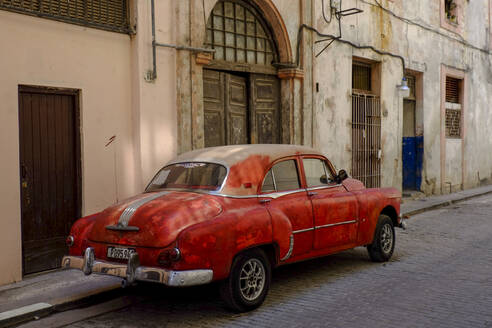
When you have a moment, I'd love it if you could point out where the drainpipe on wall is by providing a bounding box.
[147,0,215,82]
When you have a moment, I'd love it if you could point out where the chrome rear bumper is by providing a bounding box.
[61,247,213,287]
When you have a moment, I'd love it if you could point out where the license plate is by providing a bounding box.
[107,246,136,260]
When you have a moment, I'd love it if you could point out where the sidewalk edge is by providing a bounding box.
[402,189,492,217]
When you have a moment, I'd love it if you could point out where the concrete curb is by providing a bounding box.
[0,284,122,328]
[401,189,492,217]
[0,303,52,328]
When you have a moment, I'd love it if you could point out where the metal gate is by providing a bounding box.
[351,93,381,188]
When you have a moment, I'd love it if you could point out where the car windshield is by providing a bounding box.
[145,162,227,192]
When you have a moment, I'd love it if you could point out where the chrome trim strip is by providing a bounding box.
[261,189,305,199]
[292,220,358,235]
[293,227,315,234]
[306,184,342,191]
[118,191,168,227]
[271,169,278,192]
[315,220,358,230]
[280,235,294,261]
[106,225,140,232]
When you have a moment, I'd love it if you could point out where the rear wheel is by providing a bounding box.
[367,214,395,262]
[220,249,271,312]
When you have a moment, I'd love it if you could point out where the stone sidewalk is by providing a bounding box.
[401,184,492,216]
[2,184,492,327]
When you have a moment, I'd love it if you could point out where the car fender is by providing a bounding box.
[267,206,293,262]
[176,199,273,280]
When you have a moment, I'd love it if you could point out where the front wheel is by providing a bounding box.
[367,214,395,262]
[220,249,271,312]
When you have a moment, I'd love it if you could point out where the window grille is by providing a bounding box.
[445,76,462,138]
[205,1,277,66]
[0,0,129,34]
[352,63,372,92]
[445,108,461,138]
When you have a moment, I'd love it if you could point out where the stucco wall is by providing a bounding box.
[0,11,136,285]
[312,0,492,192]
[0,1,178,286]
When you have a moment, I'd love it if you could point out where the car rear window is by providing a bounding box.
[146,162,227,192]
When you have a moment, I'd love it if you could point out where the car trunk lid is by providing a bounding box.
[88,191,222,248]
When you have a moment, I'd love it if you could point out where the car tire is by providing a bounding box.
[220,249,271,312]
[367,214,395,262]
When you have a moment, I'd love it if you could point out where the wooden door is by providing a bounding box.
[204,70,248,146]
[203,69,280,147]
[249,74,279,144]
[18,86,81,275]
[225,74,248,145]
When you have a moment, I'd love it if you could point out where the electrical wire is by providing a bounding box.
[361,0,490,55]
[297,24,406,74]
[321,0,333,23]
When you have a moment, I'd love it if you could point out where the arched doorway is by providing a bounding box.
[203,0,281,146]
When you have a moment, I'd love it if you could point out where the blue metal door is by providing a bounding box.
[402,97,422,191]
[403,136,423,190]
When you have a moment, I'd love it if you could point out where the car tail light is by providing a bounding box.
[66,235,74,247]
[158,248,181,266]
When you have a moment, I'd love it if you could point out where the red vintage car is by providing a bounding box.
[62,144,403,312]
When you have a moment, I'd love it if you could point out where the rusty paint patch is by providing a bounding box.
[224,154,271,195]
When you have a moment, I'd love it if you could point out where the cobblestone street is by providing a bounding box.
[66,195,492,328]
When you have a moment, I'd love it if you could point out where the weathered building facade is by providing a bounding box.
[0,0,491,285]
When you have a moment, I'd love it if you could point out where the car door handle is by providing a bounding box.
[308,192,317,197]
[259,199,271,204]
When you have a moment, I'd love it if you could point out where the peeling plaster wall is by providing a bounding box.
[312,0,492,193]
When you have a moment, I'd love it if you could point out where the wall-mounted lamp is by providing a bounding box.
[397,77,410,97]
[397,77,409,91]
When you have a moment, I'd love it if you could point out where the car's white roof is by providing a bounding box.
[168,144,322,168]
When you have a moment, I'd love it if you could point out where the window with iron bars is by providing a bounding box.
[0,0,130,34]
[445,76,462,138]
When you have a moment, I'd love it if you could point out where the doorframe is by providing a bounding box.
[18,85,82,275]
[402,70,424,192]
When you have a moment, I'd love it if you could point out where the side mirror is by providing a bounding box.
[320,174,328,184]
[337,169,348,183]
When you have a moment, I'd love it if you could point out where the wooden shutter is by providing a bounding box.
[0,0,129,33]
[203,69,226,147]
[446,77,460,103]
[352,63,372,92]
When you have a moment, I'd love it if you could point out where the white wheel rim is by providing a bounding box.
[239,258,266,301]
[380,224,393,254]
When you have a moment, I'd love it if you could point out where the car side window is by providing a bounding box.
[303,158,335,187]
[261,170,275,193]
[261,160,300,192]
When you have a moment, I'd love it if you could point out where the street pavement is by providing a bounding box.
[54,193,492,328]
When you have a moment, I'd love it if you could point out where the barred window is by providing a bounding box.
[205,0,277,66]
[445,76,462,138]
[0,0,129,34]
